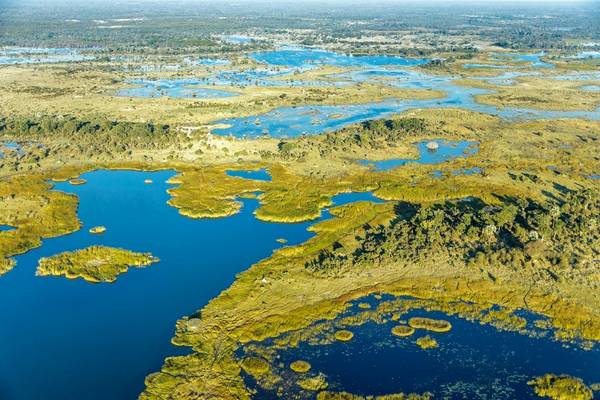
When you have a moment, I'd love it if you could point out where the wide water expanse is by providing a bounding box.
[0,169,384,400]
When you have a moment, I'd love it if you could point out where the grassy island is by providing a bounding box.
[391,325,416,337]
[415,336,438,350]
[528,374,593,400]
[334,330,355,342]
[240,357,270,376]
[408,317,452,333]
[317,391,432,400]
[89,226,107,234]
[69,178,87,186]
[36,245,159,283]
[290,360,312,373]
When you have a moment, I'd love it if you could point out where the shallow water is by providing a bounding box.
[0,225,15,232]
[251,47,430,69]
[116,68,343,97]
[221,35,253,44]
[568,51,600,59]
[581,85,600,91]
[212,66,600,138]
[114,47,598,125]
[196,58,231,66]
[0,170,383,400]
[116,79,239,98]
[463,63,515,69]
[246,299,599,399]
[0,47,94,64]
[491,52,554,68]
[225,168,272,181]
[359,140,478,172]
[474,71,540,86]
[0,141,23,158]
[212,88,600,138]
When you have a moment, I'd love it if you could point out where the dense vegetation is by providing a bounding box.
[277,117,427,160]
[307,189,599,278]
[2,0,599,51]
[0,115,173,144]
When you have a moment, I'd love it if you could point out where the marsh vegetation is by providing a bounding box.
[1,1,599,399]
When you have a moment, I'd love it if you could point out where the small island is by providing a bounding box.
[68,178,87,185]
[416,335,439,350]
[528,374,593,400]
[36,245,159,283]
[89,226,107,234]
[409,317,452,333]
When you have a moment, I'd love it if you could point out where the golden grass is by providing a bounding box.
[36,245,158,283]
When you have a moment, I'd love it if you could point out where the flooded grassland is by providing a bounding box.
[0,46,599,400]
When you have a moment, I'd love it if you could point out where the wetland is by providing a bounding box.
[0,1,599,399]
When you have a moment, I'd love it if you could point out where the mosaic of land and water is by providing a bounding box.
[0,1,599,399]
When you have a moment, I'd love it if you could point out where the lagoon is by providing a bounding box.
[0,47,94,64]
[0,169,383,400]
[225,168,273,181]
[359,140,479,172]
[116,79,239,99]
[251,47,430,69]
[244,297,599,399]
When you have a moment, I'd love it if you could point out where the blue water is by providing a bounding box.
[196,58,231,66]
[225,168,272,181]
[0,47,94,64]
[0,141,23,158]
[117,79,239,99]
[474,71,540,86]
[251,47,430,69]
[359,140,478,172]
[0,225,15,232]
[247,302,600,399]
[116,68,343,97]
[0,169,385,400]
[211,70,600,138]
[568,51,600,59]
[553,71,600,81]
[463,63,515,69]
[581,85,600,91]
[433,167,483,178]
[111,47,598,129]
[491,52,554,68]
[221,35,253,44]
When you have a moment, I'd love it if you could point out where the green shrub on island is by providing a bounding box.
[290,360,311,373]
[317,390,432,400]
[36,245,158,283]
[89,226,106,234]
[408,317,452,333]
[240,357,270,376]
[415,335,438,350]
[391,325,416,337]
[297,373,328,391]
[334,330,354,342]
[68,178,87,185]
[528,374,593,400]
